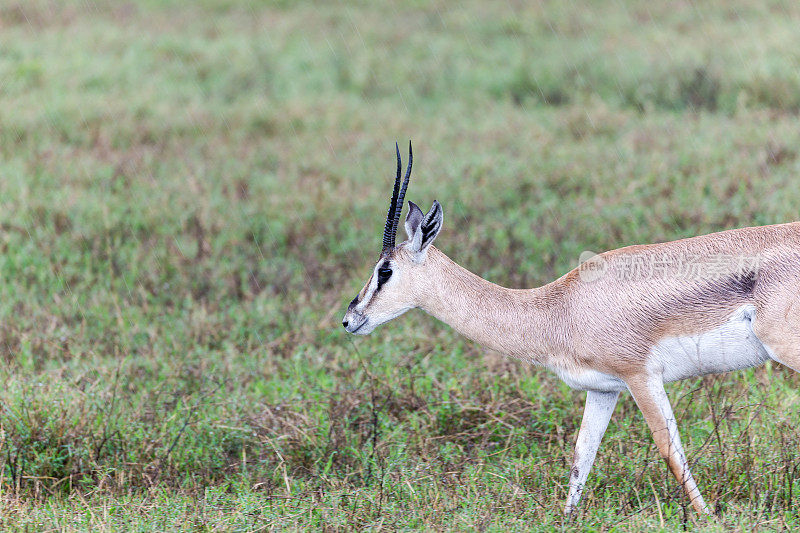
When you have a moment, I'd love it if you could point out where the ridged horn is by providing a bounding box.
[381,141,412,252]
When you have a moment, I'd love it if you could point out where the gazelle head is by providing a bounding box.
[342,141,443,335]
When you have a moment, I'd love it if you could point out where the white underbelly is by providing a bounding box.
[553,304,770,392]
[554,367,627,392]
[649,304,770,382]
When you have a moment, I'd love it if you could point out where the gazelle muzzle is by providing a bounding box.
[342,297,369,333]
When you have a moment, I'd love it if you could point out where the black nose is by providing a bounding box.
[342,319,349,328]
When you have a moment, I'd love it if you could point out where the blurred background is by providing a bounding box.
[1,0,800,529]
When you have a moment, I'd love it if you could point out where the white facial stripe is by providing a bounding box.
[355,262,384,312]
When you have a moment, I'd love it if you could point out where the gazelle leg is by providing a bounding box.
[564,390,619,516]
[755,319,800,373]
[627,376,711,515]
[768,348,800,372]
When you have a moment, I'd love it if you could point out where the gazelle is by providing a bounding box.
[342,142,800,516]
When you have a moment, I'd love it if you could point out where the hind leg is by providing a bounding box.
[754,296,800,372]
[764,343,800,372]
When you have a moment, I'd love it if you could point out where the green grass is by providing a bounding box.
[1,0,800,530]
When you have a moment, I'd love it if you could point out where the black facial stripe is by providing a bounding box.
[376,263,392,291]
[348,295,359,310]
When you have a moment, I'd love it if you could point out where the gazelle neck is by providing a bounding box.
[414,246,566,363]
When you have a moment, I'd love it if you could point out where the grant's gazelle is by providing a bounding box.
[342,142,800,515]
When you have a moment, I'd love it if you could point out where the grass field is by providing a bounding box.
[1,0,800,530]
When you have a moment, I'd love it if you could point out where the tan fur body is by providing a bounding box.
[345,178,800,516]
[399,222,800,383]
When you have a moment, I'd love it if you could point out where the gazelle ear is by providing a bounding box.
[404,201,424,241]
[405,200,443,259]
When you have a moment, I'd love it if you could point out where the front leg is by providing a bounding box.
[564,390,619,516]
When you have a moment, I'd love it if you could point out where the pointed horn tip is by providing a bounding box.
[383,139,413,252]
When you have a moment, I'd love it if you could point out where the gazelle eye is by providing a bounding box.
[377,267,392,286]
